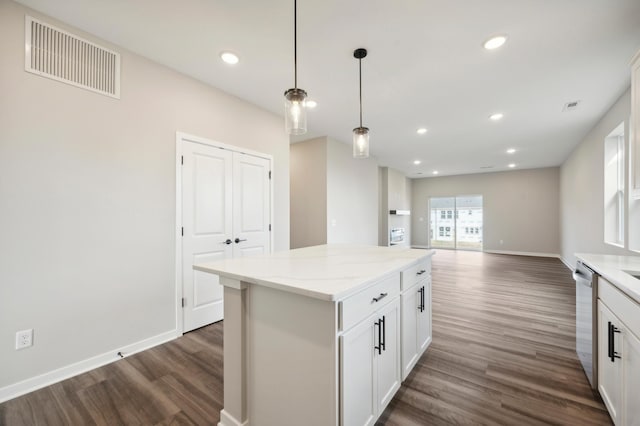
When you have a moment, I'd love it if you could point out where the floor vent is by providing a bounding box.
[25,16,120,99]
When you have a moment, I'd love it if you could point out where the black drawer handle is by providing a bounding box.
[416,269,426,275]
[372,293,388,303]
[381,315,386,352]
[374,319,382,355]
[608,321,621,362]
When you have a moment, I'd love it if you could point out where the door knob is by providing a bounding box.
[220,239,232,245]
[235,238,247,244]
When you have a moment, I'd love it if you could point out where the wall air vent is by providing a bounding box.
[25,16,120,99]
[563,100,580,112]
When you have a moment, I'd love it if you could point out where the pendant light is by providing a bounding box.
[353,48,369,158]
[284,0,307,135]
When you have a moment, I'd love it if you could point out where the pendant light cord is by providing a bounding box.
[358,57,363,127]
[294,0,298,89]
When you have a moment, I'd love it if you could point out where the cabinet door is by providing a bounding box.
[376,298,401,413]
[417,279,432,354]
[341,313,377,426]
[598,301,622,425]
[401,286,419,380]
[622,328,640,426]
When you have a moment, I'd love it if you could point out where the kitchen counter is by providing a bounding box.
[194,244,434,426]
[194,244,433,301]
[576,253,640,304]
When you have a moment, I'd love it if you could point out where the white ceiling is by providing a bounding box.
[16,0,640,177]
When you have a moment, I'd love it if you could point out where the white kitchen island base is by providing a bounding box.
[194,245,434,426]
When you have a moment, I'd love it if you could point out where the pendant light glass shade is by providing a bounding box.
[284,88,307,135]
[353,48,369,158]
[353,126,370,158]
[284,0,308,135]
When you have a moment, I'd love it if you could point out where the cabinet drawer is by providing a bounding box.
[401,260,430,291]
[340,273,400,331]
[599,277,640,338]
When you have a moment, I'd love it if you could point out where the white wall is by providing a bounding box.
[0,0,289,395]
[411,168,561,255]
[326,138,378,245]
[290,138,327,249]
[290,137,378,247]
[560,88,638,266]
[379,167,412,247]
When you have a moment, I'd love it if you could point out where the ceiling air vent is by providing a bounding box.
[563,100,580,112]
[25,16,120,99]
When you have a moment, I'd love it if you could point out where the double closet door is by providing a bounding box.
[181,139,271,332]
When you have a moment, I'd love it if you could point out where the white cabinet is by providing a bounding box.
[598,301,622,424]
[400,261,432,380]
[598,278,640,426]
[340,289,401,425]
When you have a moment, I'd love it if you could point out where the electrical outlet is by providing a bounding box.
[15,329,33,350]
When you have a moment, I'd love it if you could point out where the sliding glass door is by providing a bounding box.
[429,195,483,251]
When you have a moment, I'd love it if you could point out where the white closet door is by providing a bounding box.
[232,152,271,257]
[182,141,232,332]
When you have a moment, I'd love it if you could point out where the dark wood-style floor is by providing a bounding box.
[0,250,611,425]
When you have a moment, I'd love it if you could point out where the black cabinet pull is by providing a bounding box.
[234,238,247,244]
[608,321,622,362]
[374,319,382,355]
[381,315,386,352]
[372,293,388,303]
[416,269,426,275]
[220,239,232,245]
[419,286,425,312]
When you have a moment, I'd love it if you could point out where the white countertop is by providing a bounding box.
[194,244,434,301]
[576,253,640,304]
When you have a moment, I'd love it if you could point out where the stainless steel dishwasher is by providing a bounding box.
[574,261,598,389]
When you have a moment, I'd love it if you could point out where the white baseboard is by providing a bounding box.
[219,409,249,426]
[0,329,180,403]
[484,250,561,259]
[560,257,574,270]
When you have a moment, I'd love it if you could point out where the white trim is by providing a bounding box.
[484,250,562,258]
[175,131,273,335]
[560,257,574,270]
[219,409,249,426]
[0,329,178,403]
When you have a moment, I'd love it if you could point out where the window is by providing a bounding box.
[429,195,483,251]
[604,123,625,246]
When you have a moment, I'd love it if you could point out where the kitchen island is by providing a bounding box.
[194,244,434,426]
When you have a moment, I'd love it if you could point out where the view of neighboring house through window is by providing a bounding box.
[429,195,483,250]
[604,122,625,246]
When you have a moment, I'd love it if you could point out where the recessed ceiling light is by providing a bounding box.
[305,100,317,109]
[506,148,516,154]
[489,113,504,121]
[413,160,421,165]
[220,51,239,65]
[483,35,507,50]
[508,163,516,168]
[416,128,428,135]
[432,170,439,175]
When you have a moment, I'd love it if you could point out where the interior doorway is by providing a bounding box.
[429,195,483,251]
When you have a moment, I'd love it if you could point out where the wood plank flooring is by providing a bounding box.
[0,250,611,425]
